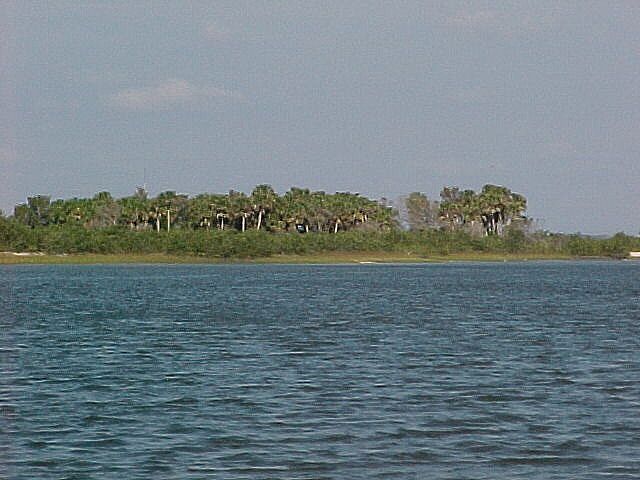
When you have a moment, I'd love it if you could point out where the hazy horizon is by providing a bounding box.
[2,2,638,235]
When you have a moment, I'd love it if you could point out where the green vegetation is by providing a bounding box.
[1,185,638,263]
[406,184,528,235]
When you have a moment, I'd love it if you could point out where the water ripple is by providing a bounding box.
[1,261,639,479]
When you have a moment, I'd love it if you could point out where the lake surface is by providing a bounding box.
[1,261,639,479]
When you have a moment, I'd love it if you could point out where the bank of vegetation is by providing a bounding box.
[1,184,638,261]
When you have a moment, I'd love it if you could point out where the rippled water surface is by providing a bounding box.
[1,261,639,479]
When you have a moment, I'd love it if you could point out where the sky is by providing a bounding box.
[1,1,639,234]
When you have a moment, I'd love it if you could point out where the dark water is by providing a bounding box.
[1,261,639,479]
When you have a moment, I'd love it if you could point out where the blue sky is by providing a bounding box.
[2,1,639,234]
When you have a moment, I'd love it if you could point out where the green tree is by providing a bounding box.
[478,185,527,236]
[14,195,51,227]
[439,187,465,230]
[87,191,121,228]
[251,184,277,230]
[118,189,151,230]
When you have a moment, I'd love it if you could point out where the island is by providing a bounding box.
[1,184,638,264]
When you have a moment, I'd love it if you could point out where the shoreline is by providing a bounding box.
[0,251,588,265]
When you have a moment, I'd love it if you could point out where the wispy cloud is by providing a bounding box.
[107,79,243,110]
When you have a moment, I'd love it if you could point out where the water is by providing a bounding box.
[1,261,639,479]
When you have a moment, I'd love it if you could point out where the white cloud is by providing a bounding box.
[107,79,243,110]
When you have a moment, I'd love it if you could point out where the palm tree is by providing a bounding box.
[118,195,149,230]
[185,194,216,229]
[278,187,314,232]
[439,186,465,230]
[152,191,189,230]
[478,185,527,235]
[505,192,527,226]
[224,190,248,231]
[14,195,52,227]
[251,184,277,230]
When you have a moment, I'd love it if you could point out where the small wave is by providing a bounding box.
[495,455,596,466]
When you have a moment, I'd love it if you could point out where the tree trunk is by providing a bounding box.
[241,215,246,232]
[257,211,263,230]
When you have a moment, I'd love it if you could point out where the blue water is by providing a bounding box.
[1,261,639,479]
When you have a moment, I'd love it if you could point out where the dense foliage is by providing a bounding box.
[10,186,395,234]
[1,185,638,258]
[404,185,528,235]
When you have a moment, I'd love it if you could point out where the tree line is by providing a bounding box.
[9,184,527,235]
[11,185,396,234]
[1,184,638,258]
